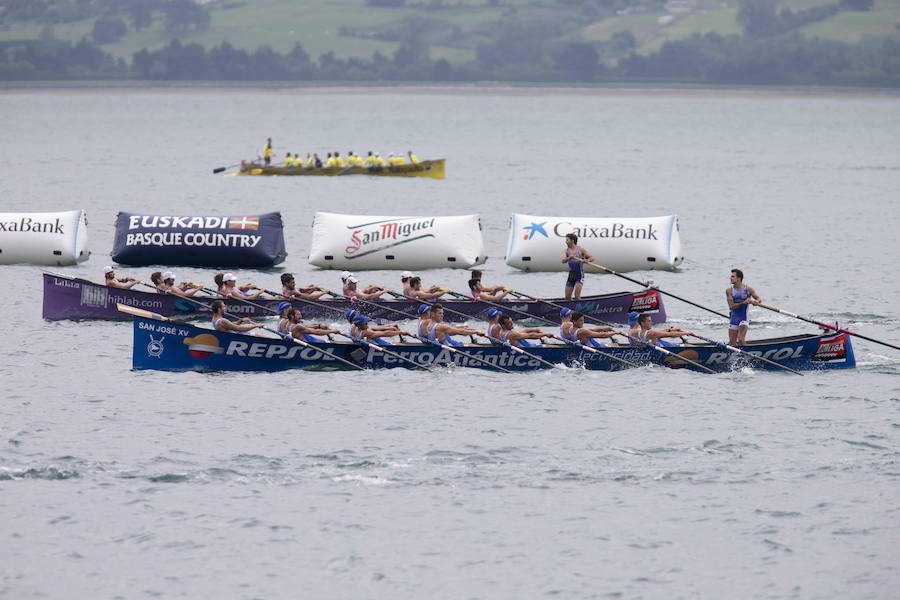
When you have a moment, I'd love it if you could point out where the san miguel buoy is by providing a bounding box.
[308,212,486,270]
[0,209,90,265]
[505,213,683,273]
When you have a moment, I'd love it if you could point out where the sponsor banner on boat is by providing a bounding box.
[112,211,287,267]
[308,212,486,270]
[505,213,683,273]
[0,210,90,265]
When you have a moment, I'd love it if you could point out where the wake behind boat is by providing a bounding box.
[131,314,856,373]
[41,272,665,324]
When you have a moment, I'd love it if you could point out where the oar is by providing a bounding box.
[686,333,803,375]
[581,260,729,320]
[449,290,639,369]
[414,336,512,373]
[511,290,715,373]
[544,334,640,369]
[475,334,563,370]
[337,291,420,321]
[263,288,348,319]
[757,303,900,352]
[116,303,170,322]
[387,290,474,322]
[213,162,242,174]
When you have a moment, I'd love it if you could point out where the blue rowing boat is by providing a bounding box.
[131,315,856,373]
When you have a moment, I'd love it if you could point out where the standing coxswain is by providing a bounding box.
[726,268,761,345]
[562,233,593,301]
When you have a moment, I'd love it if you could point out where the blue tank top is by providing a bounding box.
[560,323,579,342]
[731,284,750,321]
[566,247,585,273]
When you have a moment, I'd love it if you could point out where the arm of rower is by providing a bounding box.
[510,330,545,342]
[748,285,761,303]
[726,288,740,310]
[580,246,594,262]
[561,250,569,263]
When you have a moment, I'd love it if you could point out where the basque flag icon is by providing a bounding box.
[228,216,260,230]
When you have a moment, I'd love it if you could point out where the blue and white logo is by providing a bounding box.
[147,335,165,357]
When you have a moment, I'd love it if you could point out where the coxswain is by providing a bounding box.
[635,313,693,346]
[423,304,481,347]
[211,299,262,333]
[407,276,446,300]
[345,276,388,301]
[496,315,545,348]
[485,308,503,342]
[562,232,593,301]
[284,152,294,167]
[325,152,335,168]
[263,137,273,166]
[567,311,621,347]
[219,272,265,300]
[158,271,201,297]
[408,150,419,164]
[103,266,138,289]
[334,151,344,168]
[281,273,328,301]
[469,278,510,301]
[726,268,760,345]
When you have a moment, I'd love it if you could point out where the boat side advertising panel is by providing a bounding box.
[0,210,90,266]
[112,212,287,267]
[308,212,486,270]
[505,213,683,273]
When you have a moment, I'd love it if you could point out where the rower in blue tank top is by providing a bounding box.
[635,313,694,346]
[209,299,262,334]
[726,268,760,346]
[424,304,481,347]
[284,308,340,342]
[568,312,620,347]
[497,315,545,347]
[561,233,594,301]
[352,314,410,345]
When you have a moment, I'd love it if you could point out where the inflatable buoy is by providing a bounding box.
[111,211,287,267]
[0,210,90,265]
[506,213,683,272]
[308,212,486,270]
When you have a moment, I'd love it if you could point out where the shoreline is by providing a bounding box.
[1,80,899,98]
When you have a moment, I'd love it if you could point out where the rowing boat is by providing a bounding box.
[42,272,665,324]
[131,315,856,373]
[235,159,445,180]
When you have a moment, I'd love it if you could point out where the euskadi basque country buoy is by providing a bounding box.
[308,212,487,270]
[506,213,683,273]
[0,209,90,265]
[111,211,287,267]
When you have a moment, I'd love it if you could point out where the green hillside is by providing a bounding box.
[2,0,899,66]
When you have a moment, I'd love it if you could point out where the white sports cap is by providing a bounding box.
[401,270,414,278]
[348,276,359,283]
[223,273,236,282]
[340,270,351,281]
[162,271,175,280]
[103,266,114,274]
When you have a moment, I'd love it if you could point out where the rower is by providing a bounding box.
[559,307,575,341]
[416,304,432,338]
[569,311,621,347]
[364,151,376,167]
[346,308,401,337]
[345,276,387,300]
[218,272,265,300]
[497,315,545,348]
[485,308,503,342]
[626,311,641,339]
[334,151,344,168]
[159,271,201,297]
[393,152,406,165]
[408,150,419,164]
[103,266,138,289]
[401,271,415,296]
[211,299,262,333]
[635,313,693,346]
[284,152,294,167]
[150,271,164,292]
[325,152,335,168]
[285,308,340,342]
[424,303,481,347]
[304,153,313,168]
[407,276,445,300]
[352,315,410,345]
[469,278,510,301]
[373,153,385,167]
[281,273,328,301]
[293,153,301,167]
[469,269,505,294]
[726,268,760,346]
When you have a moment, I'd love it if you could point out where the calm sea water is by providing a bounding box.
[1,86,899,599]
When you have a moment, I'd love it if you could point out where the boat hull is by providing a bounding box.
[42,272,665,324]
[236,159,445,179]
[132,316,855,374]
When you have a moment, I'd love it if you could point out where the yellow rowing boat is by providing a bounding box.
[235,159,446,180]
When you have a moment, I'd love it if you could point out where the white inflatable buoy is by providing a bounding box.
[0,210,90,266]
[308,212,487,270]
[505,213,683,272]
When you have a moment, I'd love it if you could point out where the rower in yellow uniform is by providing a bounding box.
[373,153,385,167]
[325,152,335,168]
[407,150,419,164]
[393,152,406,166]
[263,137,273,166]
[334,152,344,168]
[284,152,294,167]
[364,151,376,167]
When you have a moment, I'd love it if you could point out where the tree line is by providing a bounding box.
[1,0,898,86]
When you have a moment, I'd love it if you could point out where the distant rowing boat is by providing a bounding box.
[131,315,856,373]
[42,272,665,324]
[234,159,446,179]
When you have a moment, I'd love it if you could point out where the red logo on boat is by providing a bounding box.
[812,333,847,362]
[228,216,259,230]
[630,289,659,312]
[183,333,224,358]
